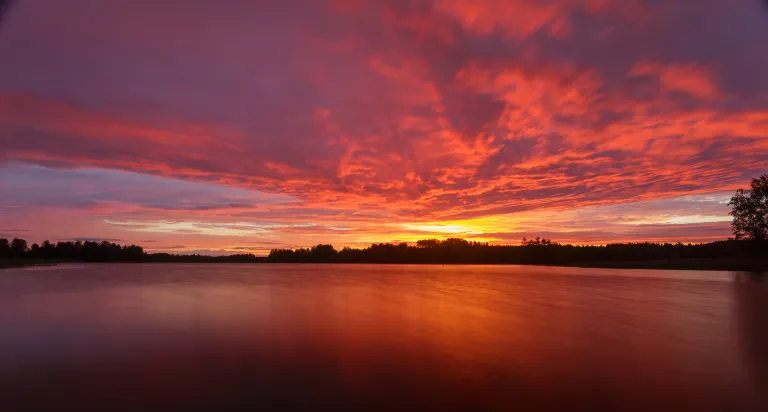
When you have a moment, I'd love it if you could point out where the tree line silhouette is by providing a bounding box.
[144,253,264,263]
[0,238,145,262]
[0,238,264,264]
[2,236,765,270]
[266,237,766,267]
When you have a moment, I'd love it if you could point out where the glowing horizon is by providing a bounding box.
[1,0,767,255]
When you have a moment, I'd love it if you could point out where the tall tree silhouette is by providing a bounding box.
[729,175,768,242]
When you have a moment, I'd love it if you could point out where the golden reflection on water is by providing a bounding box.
[0,264,766,411]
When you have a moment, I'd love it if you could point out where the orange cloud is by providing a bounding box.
[1,0,767,249]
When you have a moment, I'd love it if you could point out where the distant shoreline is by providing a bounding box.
[3,237,766,272]
[3,257,767,272]
[1,259,65,269]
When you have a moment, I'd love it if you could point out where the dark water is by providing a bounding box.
[1,264,767,411]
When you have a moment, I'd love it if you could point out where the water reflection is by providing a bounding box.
[1,264,767,411]
[733,272,768,396]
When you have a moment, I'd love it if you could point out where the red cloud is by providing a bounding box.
[1,0,767,247]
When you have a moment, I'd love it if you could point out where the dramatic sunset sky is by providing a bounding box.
[1,0,767,255]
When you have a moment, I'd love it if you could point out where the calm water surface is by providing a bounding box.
[1,264,767,411]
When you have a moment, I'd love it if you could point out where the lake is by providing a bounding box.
[1,264,767,411]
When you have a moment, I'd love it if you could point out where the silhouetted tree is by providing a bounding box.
[41,240,55,258]
[729,175,768,242]
[10,238,27,257]
[0,238,10,258]
[417,239,441,248]
[522,237,557,246]
[311,244,338,262]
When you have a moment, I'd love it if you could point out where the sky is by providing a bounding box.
[0,0,767,255]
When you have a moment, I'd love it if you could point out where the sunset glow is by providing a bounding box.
[1,0,767,254]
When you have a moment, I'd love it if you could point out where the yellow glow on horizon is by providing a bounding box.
[399,223,482,235]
